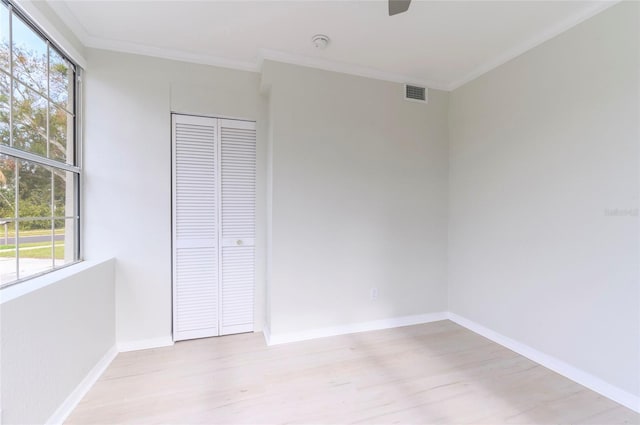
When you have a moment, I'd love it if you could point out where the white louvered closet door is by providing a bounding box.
[172,115,220,341]
[172,114,255,341]
[219,119,256,335]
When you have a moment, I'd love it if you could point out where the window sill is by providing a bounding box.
[0,258,115,304]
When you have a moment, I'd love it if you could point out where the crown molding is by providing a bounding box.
[43,0,449,88]
[258,48,450,91]
[85,36,260,73]
[46,0,260,72]
[45,0,618,91]
[448,0,620,91]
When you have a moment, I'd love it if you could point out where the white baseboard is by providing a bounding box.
[43,315,638,425]
[45,337,173,424]
[262,323,271,345]
[266,312,448,346]
[45,345,118,425]
[448,312,640,413]
[117,336,174,352]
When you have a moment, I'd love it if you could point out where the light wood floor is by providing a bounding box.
[67,321,639,424]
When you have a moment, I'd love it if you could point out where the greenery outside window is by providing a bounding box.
[0,0,80,287]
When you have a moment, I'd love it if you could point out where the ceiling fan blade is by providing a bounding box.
[389,0,411,16]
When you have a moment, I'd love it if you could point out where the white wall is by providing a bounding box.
[83,49,267,345]
[84,52,448,345]
[0,260,115,424]
[449,1,639,398]
[262,61,449,335]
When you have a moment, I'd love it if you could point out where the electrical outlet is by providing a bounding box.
[370,287,378,300]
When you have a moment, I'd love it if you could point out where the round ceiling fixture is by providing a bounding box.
[311,34,330,49]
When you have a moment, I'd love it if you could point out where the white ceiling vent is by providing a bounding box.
[404,84,427,103]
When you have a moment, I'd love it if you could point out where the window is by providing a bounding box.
[0,0,80,287]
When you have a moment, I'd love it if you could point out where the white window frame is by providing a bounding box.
[0,0,82,288]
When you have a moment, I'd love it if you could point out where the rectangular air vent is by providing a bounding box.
[404,84,427,103]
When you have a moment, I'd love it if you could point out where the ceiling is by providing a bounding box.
[47,0,615,90]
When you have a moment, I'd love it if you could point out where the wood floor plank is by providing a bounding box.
[66,321,639,424]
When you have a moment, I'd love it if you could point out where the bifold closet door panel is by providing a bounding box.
[219,119,256,336]
[172,114,220,341]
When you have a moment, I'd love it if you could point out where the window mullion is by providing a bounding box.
[11,216,77,221]
[50,169,55,270]
[47,41,54,269]
[0,145,80,173]
[46,40,50,159]
[14,159,19,280]
[8,3,12,148]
